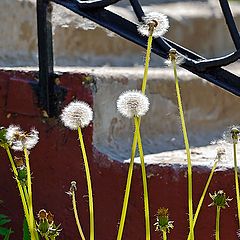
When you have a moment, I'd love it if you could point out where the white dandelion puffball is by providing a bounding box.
[137,12,169,38]
[61,101,93,130]
[6,125,39,151]
[117,90,150,118]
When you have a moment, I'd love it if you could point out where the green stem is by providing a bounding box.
[24,148,36,240]
[215,206,221,240]
[72,190,86,240]
[172,59,194,240]
[5,146,30,226]
[117,129,138,240]
[45,236,50,240]
[117,31,153,240]
[141,34,153,94]
[163,230,167,240]
[134,117,150,240]
[77,127,94,240]
[187,159,219,240]
[233,142,240,228]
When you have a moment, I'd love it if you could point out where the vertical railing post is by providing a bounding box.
[37,0,54,117]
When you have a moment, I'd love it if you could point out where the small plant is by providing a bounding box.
[36,209,61,240]
[209,190,232,240]
[154,208,174,240]
[61,100,94,240]
[0,213,13,239]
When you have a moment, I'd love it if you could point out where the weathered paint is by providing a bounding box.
[0,69,238,239]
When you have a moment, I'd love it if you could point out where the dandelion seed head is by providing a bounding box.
[222,125,240,144]
[117,90,150,118]
[6,125,39,151]
[137,12,169,38]
[61,101,93,130]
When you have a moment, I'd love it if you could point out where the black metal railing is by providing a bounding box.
[37,0,240,116]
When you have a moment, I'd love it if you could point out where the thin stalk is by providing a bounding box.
[141,34,153,94]
[172,59,194,240]
[23,185,30,209]
[72,190,86,240]
[163,230,167,240]
[117,130,138,240]
[233,142,240,228]
[77,127,94,240]
[24,148,36,240]
[5,146,30,226]
[187,159,219,240]
[117,29,153,240]
[215,206,221,240]
[134,117,150,240]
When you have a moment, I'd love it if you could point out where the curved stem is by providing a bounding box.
[134,117,150,240]
[233,142,240,228]
[215,206,221,240]
[5,147,30,226]
[187,160,219,240]
[142,34,153,94]
[163,230,167,240]
[24,148,36,240]
[72,190,86,240]
[77,127,94,240]
[172,59,194,240]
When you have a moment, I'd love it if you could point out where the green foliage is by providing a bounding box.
[0,214,13,239]
[23,218,31,240]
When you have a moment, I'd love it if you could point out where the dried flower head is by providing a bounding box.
[137,12,169,38]
[6,125,39,151]
[154,207,174,233]
[117,90,150,119]
[165,48,185,66]
[38,209,48,220]
[61,101,93,130]
[209,190,232,209]
[222,125,240,144]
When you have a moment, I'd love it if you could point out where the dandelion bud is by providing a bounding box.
[117,90,150,119]
[60,101,93,130]
[137,12,169,38]
[209,190,232,209]
[154,207,174,233]
[231,127,240,144]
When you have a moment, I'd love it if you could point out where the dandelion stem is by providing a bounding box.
[77,127,94,240]
[233,142,240,228]
[215,206,221,240]
[24,148,36,240]
[72,190,86,240]
[117,30,153,240]
[117,129,138,240]
[172,58,194,240]
[187,159,219,240]
[163,230,167,240]
[142,34,153,94]
[5,146,30,226]
[134,117,150,240]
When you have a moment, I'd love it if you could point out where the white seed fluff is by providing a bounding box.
[117,90,150,118]
[61,101,93,130]
[6,125,39,151]
[137,12,169,38]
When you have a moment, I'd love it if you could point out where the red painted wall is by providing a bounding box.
[0,70,238,239]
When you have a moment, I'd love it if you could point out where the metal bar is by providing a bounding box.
[219,0,240,50]
[76,0,121,8]
[37,0,54,116]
